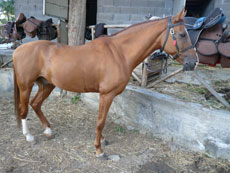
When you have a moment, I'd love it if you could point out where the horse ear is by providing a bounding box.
[174,7,186,22]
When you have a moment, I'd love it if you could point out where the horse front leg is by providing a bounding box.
[94,92,115,158]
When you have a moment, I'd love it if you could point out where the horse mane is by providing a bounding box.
[110,16,170,37]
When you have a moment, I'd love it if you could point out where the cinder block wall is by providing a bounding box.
[14,0,58,42]
[97,0,173,25]
[14,0,57,21]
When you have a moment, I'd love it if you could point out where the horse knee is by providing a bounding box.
[30,102,40,112]
[20,106,28,119]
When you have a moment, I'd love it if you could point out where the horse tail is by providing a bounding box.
[14,67,21,128]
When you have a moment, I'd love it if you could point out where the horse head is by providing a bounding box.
[163,8,199,71]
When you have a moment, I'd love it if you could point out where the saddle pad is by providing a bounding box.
[196,40,218,56]
[198,53,220,65]
[220,56,230,68]
[218,42,230,58]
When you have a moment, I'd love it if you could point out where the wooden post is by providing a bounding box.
[68,0,86,46]
[56,22,61,43]
[91,27,95,40]
[141,59,148,87]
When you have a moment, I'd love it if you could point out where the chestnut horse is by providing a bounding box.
[13,9,198,158]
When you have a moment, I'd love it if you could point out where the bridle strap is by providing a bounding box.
[160,16,194,60]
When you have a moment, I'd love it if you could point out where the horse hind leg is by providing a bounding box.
[19,87,34,142]
[30,79,55,138]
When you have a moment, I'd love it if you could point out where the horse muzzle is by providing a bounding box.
[183,56,198,71]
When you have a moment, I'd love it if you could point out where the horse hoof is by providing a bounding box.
[43,127,52,138]
[96,152,108,160]
[26,134,34,142]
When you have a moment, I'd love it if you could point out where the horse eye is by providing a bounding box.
[180,33,186,38]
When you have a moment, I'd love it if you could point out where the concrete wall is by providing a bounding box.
[81,85,230,159]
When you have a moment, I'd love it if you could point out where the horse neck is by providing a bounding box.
[112,18,168,73]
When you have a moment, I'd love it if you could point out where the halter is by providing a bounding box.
[160,16,194,60]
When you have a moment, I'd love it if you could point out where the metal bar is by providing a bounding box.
[89,24,130,29]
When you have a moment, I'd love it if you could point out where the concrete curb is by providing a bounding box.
[81,85,230,159]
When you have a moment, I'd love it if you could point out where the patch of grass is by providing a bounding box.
[71,95,80,104]
[214,80,222,86]
[186,84,208,95]
[115,125,125,134]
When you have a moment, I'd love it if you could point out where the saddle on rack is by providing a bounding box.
[1,13,26,43]
[23,17,57,40]
[23,17,43,38]
[218,24,230,67]
[185,8,230,68]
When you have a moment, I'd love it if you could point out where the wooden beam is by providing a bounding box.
[132,71,141,84]
[147,68,183,88]
[1,59,13,68]
[193,71,230,109]
[141,59,148,87]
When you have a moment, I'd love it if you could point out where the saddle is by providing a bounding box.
[1,13,26,43]
[23,17,43,38]
[185,8,230,68]
[23,17,57,40]
[218,24,230,68]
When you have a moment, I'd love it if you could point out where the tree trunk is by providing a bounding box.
[68,0,86,46]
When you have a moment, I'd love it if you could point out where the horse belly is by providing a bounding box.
[49,67,100,93]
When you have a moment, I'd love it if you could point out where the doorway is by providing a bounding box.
[86,0,97,26]
[185,0,215,17]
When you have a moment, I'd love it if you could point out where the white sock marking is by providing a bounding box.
[96,152,105,158]
[44,127,52,136]
[26,133,34,142]
[21,119,34,142]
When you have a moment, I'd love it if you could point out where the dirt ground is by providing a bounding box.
[1,95,230,173]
